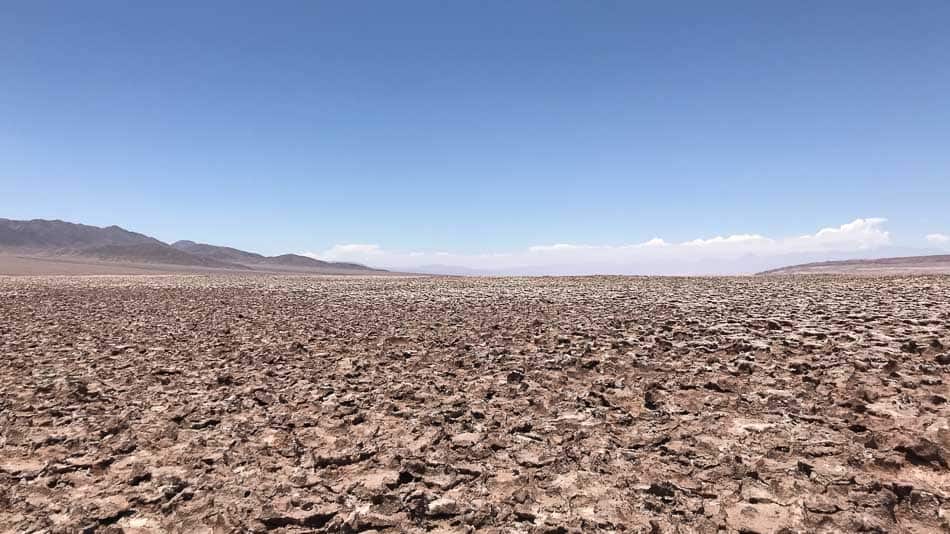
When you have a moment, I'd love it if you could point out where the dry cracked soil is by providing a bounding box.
[1,274,949,533]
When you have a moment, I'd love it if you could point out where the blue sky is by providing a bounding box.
[2,2,949,271]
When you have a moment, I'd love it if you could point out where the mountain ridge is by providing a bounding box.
[170,240,365,272]
[0,218,382,274]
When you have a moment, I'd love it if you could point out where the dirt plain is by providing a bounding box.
[0,256,170,277]
[1,274,949,533]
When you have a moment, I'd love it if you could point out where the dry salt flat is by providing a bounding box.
[1,274,949,533]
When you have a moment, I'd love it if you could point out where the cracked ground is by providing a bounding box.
[1,274,949,533]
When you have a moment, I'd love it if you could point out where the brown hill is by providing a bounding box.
[0,218,383,274]
[171,241,384,273]
[79,243,247,269]
[168,240,268,264]
[0,218,163,249]
[758,254,950,275]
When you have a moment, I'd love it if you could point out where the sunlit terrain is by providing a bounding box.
[2,274,948,532]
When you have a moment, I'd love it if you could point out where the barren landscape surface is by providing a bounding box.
[0,255,173,276]
[2,274,949,533]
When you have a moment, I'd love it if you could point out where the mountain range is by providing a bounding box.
[0,218,383,274]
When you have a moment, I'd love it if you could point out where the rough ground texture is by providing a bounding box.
[2,275,949,533]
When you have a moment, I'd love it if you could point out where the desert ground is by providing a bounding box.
[0,255,384,278]
[0,255,177,276]
[1,274,949,533]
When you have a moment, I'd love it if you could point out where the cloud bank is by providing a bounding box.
[926,233,950,245]
[304,218,894,275]
[321,243,384,259]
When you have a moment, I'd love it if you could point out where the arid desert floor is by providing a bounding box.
[1,274,949,533]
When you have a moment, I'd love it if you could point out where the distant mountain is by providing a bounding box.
[81,243,246,269]
[758,254,950,275]
[0,218,382,274]
[0,218,162,249]
[171,240,384,272]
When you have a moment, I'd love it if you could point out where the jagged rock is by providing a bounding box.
[259,506,338,529]
[427,497,461,517]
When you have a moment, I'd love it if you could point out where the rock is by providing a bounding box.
[451,432,483,448]
[507,370,525,383]
[804,496,839,514]
[359,469,400,494]
[725,502,797,534]
[645,482,676,498]
[259,505,338,529]
[894,438,949,469]
[427,497,461,517]
[515,450,555,468]
[342,511,403,531]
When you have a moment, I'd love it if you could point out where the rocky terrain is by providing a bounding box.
[1,274,949,533]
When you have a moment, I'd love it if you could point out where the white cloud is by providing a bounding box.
[802,217,891,249]
[683,234,770,247]
[529,237,668,253]
[926,233,950,244]
[302,218,894,275]
[642,238,668,247]
[304,243,382,261]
